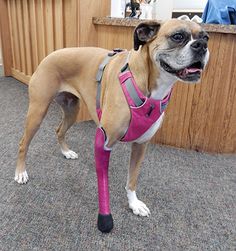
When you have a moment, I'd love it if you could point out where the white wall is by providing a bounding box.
[173,0,207,10]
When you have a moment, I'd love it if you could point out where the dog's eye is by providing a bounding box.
[203,35,209,41]
[171,33,184,42]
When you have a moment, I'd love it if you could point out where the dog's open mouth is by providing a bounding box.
[160,60,204,81]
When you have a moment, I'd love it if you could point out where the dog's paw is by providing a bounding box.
[14,171,29,184]
[129,199,151,217]
[126,189,150,217]
[61,149,78,159]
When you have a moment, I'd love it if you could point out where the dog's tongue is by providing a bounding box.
[187,68,201,74]
[179,67,201,78]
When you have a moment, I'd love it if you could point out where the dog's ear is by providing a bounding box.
[133,21,161,50]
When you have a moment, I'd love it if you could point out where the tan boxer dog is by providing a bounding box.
[15,19,209,232]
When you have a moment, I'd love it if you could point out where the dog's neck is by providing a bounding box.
[129,46,176,100]
[150,69,176,100]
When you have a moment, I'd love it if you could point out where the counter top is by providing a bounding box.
[93,17,236,34]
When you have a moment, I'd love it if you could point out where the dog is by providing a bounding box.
[15,19,209,233]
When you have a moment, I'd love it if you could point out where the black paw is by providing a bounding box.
[97,214,113,233]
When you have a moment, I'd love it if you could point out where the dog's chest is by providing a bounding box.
[133,112,165,144]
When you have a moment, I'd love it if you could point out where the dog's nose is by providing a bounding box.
[191,40,208,55]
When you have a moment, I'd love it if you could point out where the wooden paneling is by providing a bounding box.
[54,0,63,50]
[4,0,82,77]
[0,0,13,75]
[22,0,33,75]
[79,0,110,46]
[63,0,78,47]
[96,24,236,153]
[97,25,133,50]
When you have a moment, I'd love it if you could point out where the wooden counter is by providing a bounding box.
[0,2,235,153]
[93,17,236,154]
[93,16,236,34]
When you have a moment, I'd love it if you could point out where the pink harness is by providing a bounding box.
[96,50,172,142]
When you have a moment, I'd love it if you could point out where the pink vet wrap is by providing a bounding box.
[94,127,111,215]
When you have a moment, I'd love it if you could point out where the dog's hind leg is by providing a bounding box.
[15,101,51,184]
[55,92,79,159]
[126,142,151,217]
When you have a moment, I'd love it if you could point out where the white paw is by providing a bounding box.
[14,170,29,184]
[129,199,151,217]
[61,149,78,159]
[126,189,150,217]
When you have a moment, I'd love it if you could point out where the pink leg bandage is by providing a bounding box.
[94,127,111,215]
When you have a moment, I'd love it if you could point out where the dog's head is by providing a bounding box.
[134,19,209,82]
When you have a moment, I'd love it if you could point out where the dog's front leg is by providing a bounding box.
[94,127,113,233]
[126,142,150,217]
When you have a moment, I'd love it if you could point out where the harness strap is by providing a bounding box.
[122,77,143,107]
[119,52,144,107]
[96,49,124,110]
[96,53,115,109]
